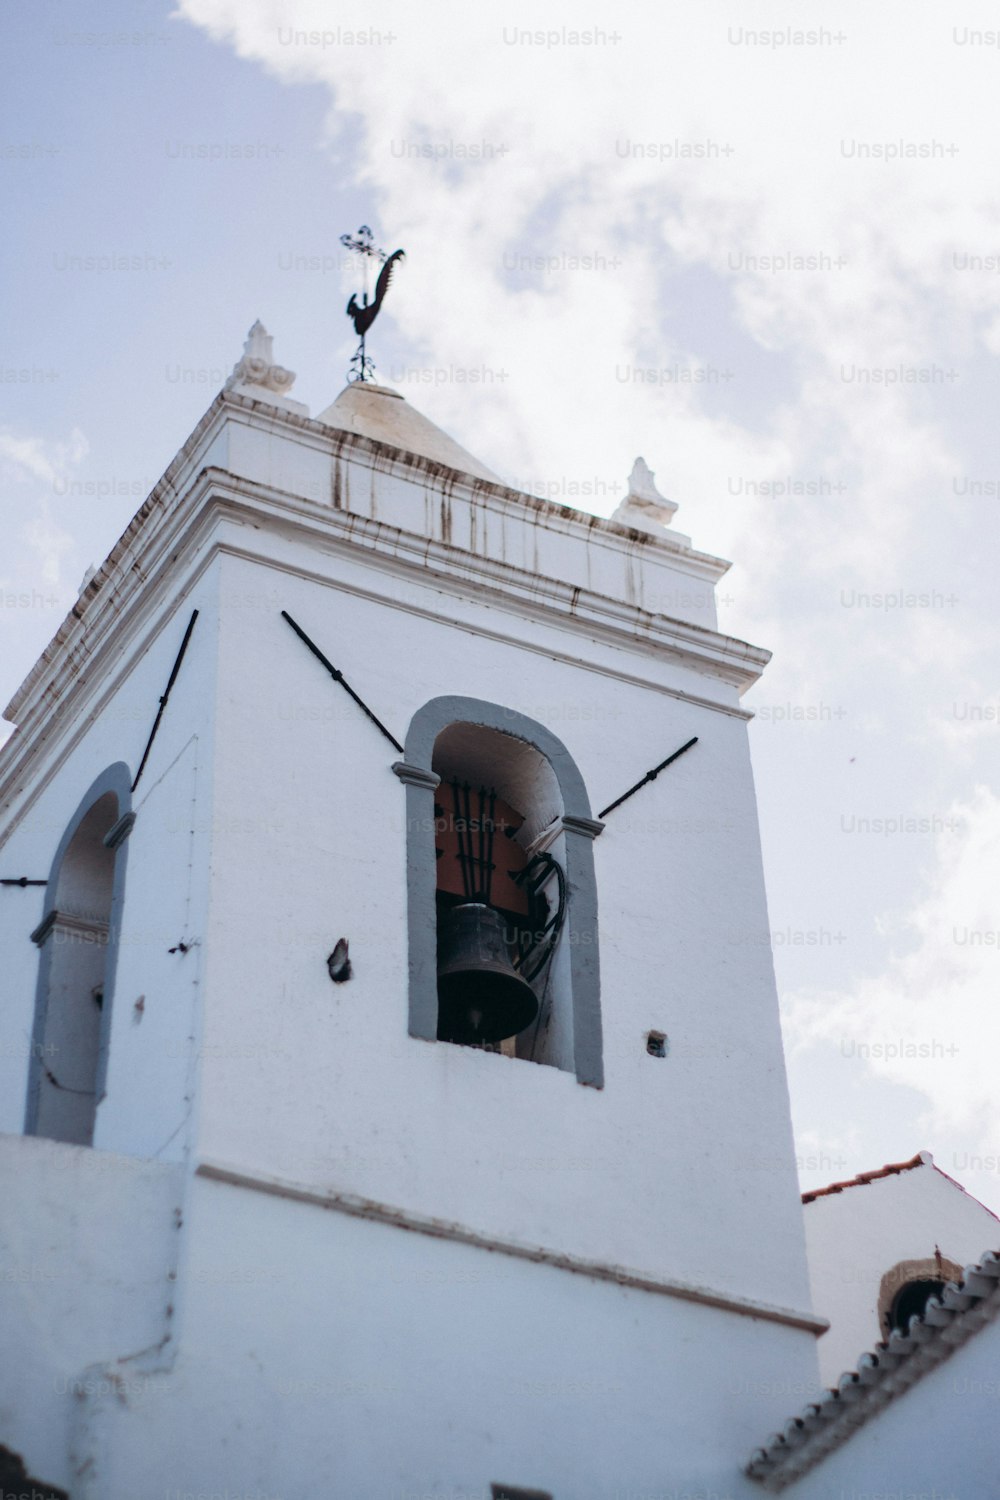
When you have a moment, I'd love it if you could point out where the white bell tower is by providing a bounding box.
[0,327,824,1499]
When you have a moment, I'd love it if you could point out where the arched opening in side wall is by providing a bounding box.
[26,765,132,1144]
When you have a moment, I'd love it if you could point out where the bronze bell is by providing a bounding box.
[436,903,539,1045]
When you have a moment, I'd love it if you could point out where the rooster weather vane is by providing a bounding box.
[340,225,405,383]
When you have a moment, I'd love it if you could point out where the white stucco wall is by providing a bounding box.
[190,523,809,1314]
[78,1171,817,1500]
[0,562,220,1162]
[804,1159,1000,1385]
[0,1134,180,1493]
[0,386,824,1497]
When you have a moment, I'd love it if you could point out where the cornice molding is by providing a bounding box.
[103,810,137,850]
[215,389,734,581]
[31,908,110,947]
[390,762,441,791]
[4,391,738,726]
[196,1158,829,1336]
[0,470,768,839]
[561,814,606,841]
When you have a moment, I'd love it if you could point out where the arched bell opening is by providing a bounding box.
[431,724,568,1056]
[396,700,602,1086]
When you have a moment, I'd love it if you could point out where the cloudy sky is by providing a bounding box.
[5,0,1000,1211]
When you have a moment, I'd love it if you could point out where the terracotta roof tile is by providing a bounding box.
[801,1151,929,1203]
[746,1245,1000,1490]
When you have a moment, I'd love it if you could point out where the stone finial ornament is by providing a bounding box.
[226,320,297,397]
[610,457,679,534]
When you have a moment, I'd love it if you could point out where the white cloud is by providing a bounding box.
[784,785,1000,1169]
[0,427,87,489]
[20,512,74,590]
[172,1,994,591]
[0,427,88,595]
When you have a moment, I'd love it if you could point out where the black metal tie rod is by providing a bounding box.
[132,609,200,792]
[280,611,403,754]
[598,736,698,819]
[0,877,47,888]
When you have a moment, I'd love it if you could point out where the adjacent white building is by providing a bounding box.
[0,328,997,1499]
[803,1149,1000,1386]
